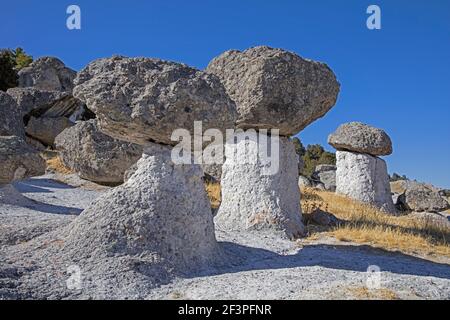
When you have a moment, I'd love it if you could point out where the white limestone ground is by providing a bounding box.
[1,174,449,300]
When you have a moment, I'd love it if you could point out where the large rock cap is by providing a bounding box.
[55,120,143,184]
[206,46,340,135]
[73,56,237,146]
[0,92,25,138]
[0,136,46,184]
[18,57,76,92]
[328,122,393,156]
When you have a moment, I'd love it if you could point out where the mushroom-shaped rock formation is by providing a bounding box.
[208,47,340,238]
[206,46,340,136]
[73,56,237,146]
[329,122,396,214]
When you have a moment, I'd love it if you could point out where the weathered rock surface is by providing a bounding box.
[0,136,46,184]
[55,120,143,184]
[215,132,305,239]
[398,182,450,213]
[0,92,25,138]
[328,122,393,156]
[26,116,74,146]
[312,164,336,191]
[335,151,397,214]
[18,57,76,92]
[0,144,223,299]
[206,46,340,136]
[73,56,237,146]
[409,212,450,229]
[298,175,312,188]
[7,87,90,121]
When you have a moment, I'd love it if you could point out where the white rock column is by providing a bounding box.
[64,142,221,271]
[335,150,397,214]
[215,132,305,239]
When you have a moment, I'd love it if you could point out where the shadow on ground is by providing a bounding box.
[190,242,450,280]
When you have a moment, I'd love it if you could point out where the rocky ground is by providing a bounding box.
[1,174,449,300]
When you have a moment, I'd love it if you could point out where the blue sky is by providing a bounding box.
[2,1,449,187]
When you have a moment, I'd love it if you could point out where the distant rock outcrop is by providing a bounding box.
[55,120,143,185]
[18,56,76,92]
[392,180,450,213]
[311,164,336,191]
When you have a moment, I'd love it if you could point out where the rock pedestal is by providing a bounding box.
[215,132,305,239]
[63,142,221,270]
[335,151,397,214]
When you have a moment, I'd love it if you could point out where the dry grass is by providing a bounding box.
[205,182,221,210]
[346,286,399,300]
[46,156,74,175]
[204,182,450,257]
[301,187,450,257]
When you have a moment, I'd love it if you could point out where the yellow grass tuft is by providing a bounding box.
[205,182,221,210]
[204,182,450,258]
[46,155,74,175]
[301,187,450,257]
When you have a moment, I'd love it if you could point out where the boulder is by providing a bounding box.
[312,164,336,191]
[18,56,76,92]
[298,175,312,188]
[215,132,305,239]
[409,212,450,228]
[0,91,25,138]
[206,46,340,136]
[26,116,74,146]
[335,150,397,214]
[73,56,237,146]
[328,122,393,156]
[0,136,46,184]
[55,120,143,184]
[398,183,449,213]
[306,209,341,227]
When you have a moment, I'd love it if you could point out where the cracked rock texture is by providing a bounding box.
[206,46,340,136]
[73,56,237,146]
